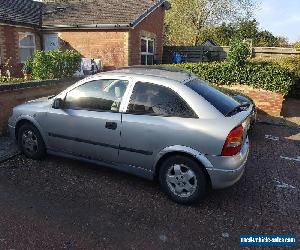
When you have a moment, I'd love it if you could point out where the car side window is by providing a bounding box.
[127,82,197,118]
[64,79,129,112]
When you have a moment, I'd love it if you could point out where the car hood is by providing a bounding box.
[27,96,52,103]
[18,96,52,109]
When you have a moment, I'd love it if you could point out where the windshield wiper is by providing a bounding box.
[226,103,250,117]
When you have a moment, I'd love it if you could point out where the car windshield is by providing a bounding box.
[185,78,241,116]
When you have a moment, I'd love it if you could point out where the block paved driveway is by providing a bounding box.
[0,122,299,250]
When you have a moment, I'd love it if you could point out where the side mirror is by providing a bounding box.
[52,98,64,109]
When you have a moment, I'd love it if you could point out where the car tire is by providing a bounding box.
[18,123,46,160]
[159,155,208,204]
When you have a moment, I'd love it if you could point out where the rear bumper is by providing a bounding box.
[206,137,249,189]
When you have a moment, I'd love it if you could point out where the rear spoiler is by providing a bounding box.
[224,104,254,131]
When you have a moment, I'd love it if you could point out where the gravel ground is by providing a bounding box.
[0,137,19,162]
[0,123,299,250]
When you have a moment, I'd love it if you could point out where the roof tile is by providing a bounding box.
[0,0,42,27]
[42,0,161,27]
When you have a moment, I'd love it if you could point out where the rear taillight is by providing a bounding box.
[221,125,244,156]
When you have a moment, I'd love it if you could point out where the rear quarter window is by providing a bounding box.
[185,79,240,116]
[127,82,197,118]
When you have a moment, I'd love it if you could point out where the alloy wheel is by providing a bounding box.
[166,164,198,198]
[22,129,39,155]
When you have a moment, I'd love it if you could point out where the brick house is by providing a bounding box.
[0,0,170,76]
[0,0,42,77]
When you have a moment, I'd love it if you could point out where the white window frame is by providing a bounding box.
[19,32,36,63]
[141,37,155,65]
[43,33,59,51]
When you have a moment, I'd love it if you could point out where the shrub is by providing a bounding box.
[274,56,300,78]
[293,41,300,50]
[27,50,81,80]
[63,50,82,77]
[0,76,24,84]
[227,40,251,66]
[167,61,295,96]
[29,50,52,80]
[250,56,300,78]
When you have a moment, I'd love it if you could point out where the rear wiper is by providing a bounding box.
[226,103,250,117]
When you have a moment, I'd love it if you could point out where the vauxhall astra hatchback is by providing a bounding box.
[8,66,255,204]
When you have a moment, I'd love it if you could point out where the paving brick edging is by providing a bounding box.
[221,84,284,117]
[0,77,83,135]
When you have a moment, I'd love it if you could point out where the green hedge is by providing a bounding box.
[250,57,300,78]
[25,50,81,80]
[168,61,295,96]
[227,40,251,66]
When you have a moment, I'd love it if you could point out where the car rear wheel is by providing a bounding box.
[159,155,208,204]
[18,123,46,160]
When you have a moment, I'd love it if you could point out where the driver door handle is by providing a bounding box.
[105,122,117,130]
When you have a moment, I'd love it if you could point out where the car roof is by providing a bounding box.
[107,66,195,83]
[58,66,224,119]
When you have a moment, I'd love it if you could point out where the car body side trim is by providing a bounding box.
[48,132,119,149]
[119,146,153,155]
[47,149,154,180]
[48,133,153,155]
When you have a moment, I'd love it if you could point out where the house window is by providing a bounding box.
[19,32,36,63]
[43,33,59,51]
[141,37,154,65]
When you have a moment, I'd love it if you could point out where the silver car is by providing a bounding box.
[8,66,253,204]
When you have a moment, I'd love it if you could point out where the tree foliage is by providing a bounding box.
[293,40,300,50]
[188,19,289,47]
[227,40,251,66]
[166,0,289,48]
[165,0,256,46]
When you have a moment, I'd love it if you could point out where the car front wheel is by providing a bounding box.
[159,155,208,204]
[18,123,46,160]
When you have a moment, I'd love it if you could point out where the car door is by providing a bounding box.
[119,81,198,172]
[44,77,130,163]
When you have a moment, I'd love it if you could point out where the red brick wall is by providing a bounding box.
[0,25,41,77]
[221,85,284,116]
[58,30,129,69]
[129,6,165,65]
[56,7,165,68]
[0,79,78,135]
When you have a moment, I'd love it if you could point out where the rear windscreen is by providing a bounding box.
[185,78,240,116]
